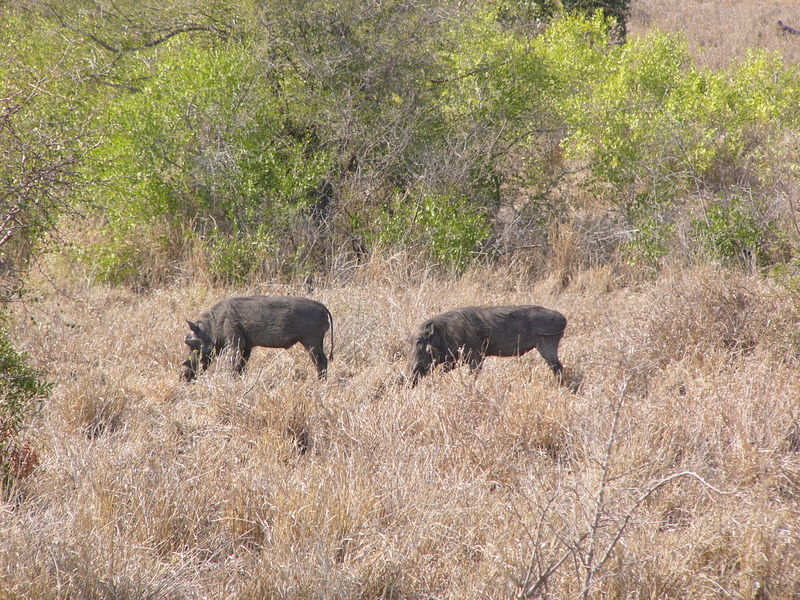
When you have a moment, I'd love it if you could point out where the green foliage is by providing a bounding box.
[622,200,676,270]
[0,314,49,485]
[38,0,241,52]
[4,2,800,282]
[568,0,631,36]
[538,21,799,269]
[71,0,543,282]
[0,317,49,433]
[552,25,694,198]
[691,199,774,267]
[206,226,275,285]
[497,0,631,38]
[369,192,491,272]
[552,28,798,203]
[0,11,97,297]
[78,38,331,285]
[260,0,465,179]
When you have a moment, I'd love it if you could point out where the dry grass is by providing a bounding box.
[629,0,800,69]
[2,259,799,599]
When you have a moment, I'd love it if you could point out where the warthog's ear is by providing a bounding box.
[186,320,212,349]
[414,324,433,348]
[423,322,444,347]
[187,320,209,339]
[184,332,201,350]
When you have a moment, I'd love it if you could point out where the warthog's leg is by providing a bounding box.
[301,341,328,379]
[535,336,564,378]
[465,349,484,375]
[234,347,252,375]
[227,336,251,376]
[440,359,458,374]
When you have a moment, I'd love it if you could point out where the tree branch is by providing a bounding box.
[46,4,230,55]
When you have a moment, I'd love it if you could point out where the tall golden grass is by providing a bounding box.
[2,256,799,599]
[629,0,800,68]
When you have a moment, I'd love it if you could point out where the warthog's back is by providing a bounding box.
[206,295,331,348]
[436,305,566,336]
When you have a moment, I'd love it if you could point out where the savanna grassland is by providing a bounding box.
[3,0,800,598]
[4,259,800,599]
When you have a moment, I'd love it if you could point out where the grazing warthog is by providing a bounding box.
[409,305,566,386]
[181,296,333,382]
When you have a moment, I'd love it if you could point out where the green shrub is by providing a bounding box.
[206,226,275,285]
[370,192,491,272]
[691,198,774,267]
[0,11,97,296]
[623,209,675,270]
[536,19,800,270]
[8,4,800,281]
[0,315,49,489]
[497,0,631,37]
[78,38,331,286]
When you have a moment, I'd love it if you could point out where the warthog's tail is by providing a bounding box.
[539,319,567,338]
[539,327,566,337]
[325,305,334,361]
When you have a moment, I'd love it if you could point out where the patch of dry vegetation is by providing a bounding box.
[630,0,800,68]
[2,259,799,599]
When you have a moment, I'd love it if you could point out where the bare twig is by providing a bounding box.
[46,4,230,55]
[521,533,588,599]
[592,471,734,576]
[580,377,630,599]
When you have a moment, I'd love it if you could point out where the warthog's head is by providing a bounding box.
[182,320,214,382]
[408,322,446,386]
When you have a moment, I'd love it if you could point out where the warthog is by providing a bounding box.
[409,305,566,386]
[181,295,333,382]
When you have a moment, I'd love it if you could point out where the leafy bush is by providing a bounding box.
[623,205,675,270]
[691,198,775,267]
[6,3,800,282]
[0,11,96,297]
[0,315,49,489]
[206,226,277,285]
[368,192,491,272]
[535,18,800,269]
[78,38,331,286]
[497,0,631,38]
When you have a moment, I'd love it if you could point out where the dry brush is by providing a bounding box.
[1,261,799,599]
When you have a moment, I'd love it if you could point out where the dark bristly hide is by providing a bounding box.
[408,305,566,386]
[182,295,333,381]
